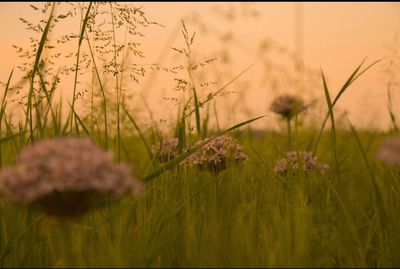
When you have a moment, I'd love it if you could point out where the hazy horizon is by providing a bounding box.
[1,2,399,131]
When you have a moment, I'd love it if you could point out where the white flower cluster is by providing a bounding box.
[270,94,305,119]
[183,135,248,173]
[376,135,400,169]
[274,150,329,176]
[0,137,143,212]
[151,137,179,163]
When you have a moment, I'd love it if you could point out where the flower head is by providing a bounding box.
[270,94,305,119]
[183,135,248,173]
[151,137,179,163]
[274,151,329,176]
[0,137,144,217]
[376,135,400,169]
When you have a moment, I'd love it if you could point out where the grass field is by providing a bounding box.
[1,129,400,267]
[0,2,399,268]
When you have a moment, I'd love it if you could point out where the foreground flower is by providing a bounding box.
[376,135,400,169]
[274,151,329,176]
[0,137,144,217]
[151,137,179,163]
[270,94,306,120]
[183,135,248,173]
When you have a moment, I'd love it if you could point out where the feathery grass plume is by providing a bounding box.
[274,150,329,176]
[376,135,400,169]
[182,135,248,174]
[269,94,306,120]
[0,137,143,218]
[151,137,179,163]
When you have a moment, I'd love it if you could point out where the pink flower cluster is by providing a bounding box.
[376,135,400,169]
[274,150,329,176]
[270,94,305,119]
[0,137,143,211]
[183,135,248,173]
[151,137,179,163]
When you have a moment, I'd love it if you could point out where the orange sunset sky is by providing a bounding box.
[0,2,399,131]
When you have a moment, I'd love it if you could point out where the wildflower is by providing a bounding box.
[270,94,306,120]
[376,135,400,169]
[183,135,248,173]
[0,137,143,217]
[274,151,329,176]
[151,137,179,163]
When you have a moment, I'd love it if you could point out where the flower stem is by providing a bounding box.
[287,118,292,150]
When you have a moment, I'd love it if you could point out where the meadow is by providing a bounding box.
[0,2,399,268]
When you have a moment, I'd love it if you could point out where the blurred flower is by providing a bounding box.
[274,151,329,176]
[270,94,305,119]
[376,135,400,169]
[0,137,143,217]
[151,137,179,163]
[183,135,248,173]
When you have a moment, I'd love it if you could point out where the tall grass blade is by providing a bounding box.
[0,132,24,144]
[192,86,202,136]
[387,87,398,132]
[349,120,387,225]
[123,106,152,160]
[313,59,381,154]
[0,69,14,164]
[0,216,42,263]
[67,102,91,138]
[185,64,254,118]
[85,31,108,148]
[322,70,336,139]
[322,69,342,180]
[71,2,93,128]
[27,2,55,143]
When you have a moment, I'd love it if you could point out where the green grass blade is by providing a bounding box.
[0,69,14,165]
[37,69,58,132]
[347,59,381,95]
[61,112,72,135]
[331,58,366,107]
[0,69,13,114]
[0,215,42,263]
[185,64,254,118]
[71,2,93,129]
[313,59,380,154]
[85,30,108,149]
[123,106,152,160]
[67,102,91,137]
[322,70,336,140]
[192,86,201,136]
[0,132,24,144]
[387,87,399,132]
[79,2,92,47]
[322,69,342,181]
[349,120,387,225]
[27,3,55,143]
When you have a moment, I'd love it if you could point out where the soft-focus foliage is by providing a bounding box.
[376,135,400,169]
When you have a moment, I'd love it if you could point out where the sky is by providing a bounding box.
[0,2,399,131]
